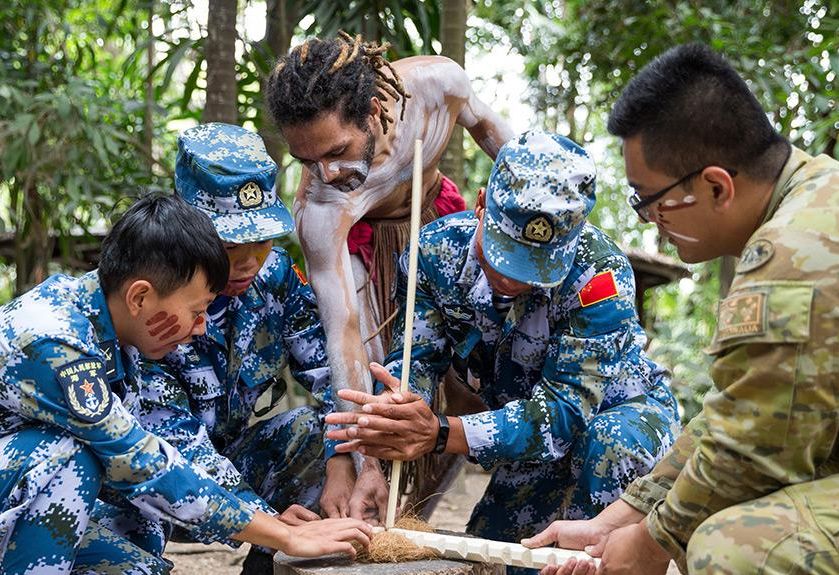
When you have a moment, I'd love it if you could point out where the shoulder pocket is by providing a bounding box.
[569,297,636,337]
[706,281,813,355]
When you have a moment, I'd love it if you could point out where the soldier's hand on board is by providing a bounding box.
[522,517,610,554]
[282,517,373,559]
[320,454,356,519]
[598,521,669,575]
[348,456,389,525]
[539,557,597,575]
[278,504,320,526]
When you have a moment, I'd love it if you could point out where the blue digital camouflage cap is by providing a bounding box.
[482,130,596,287]
[175,123,294,243]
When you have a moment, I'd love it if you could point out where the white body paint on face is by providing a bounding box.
[308,159,372,193]
[656,194,700,243]
[662,194,697,207]
[326,160,371,177]
[292,56,514,405]
[660,227,701,243]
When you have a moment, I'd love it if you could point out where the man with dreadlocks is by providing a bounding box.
[266,33,514,515]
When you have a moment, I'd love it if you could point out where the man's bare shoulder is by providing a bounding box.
[392,54,462,71]
[390,56,471,104]
[393,56,468,81]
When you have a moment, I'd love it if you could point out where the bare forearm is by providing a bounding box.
[298,203,372,400]
[326,453,355,475]
[232,510,289,550]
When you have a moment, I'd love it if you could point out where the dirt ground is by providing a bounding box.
[164,468,679,574]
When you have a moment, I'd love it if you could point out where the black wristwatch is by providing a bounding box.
[432,413,450,454]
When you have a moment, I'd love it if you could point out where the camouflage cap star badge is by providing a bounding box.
[483,130,596,287]
[237,181,264,208]
[523,215,554,244]
[175,123,294,243]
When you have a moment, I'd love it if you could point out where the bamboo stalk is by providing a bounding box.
[385,139,424,529]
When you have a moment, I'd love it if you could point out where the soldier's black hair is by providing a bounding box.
[265,32,411,134]
[608,43,790,181]
[98,193,229,297]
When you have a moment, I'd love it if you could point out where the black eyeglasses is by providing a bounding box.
[627,166,737,223]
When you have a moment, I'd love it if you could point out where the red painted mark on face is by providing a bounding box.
[147,312,179,339]
[193,315,205,327]
[146,311,167,326]
[157,324,181,342]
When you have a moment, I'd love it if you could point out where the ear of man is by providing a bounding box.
[369,96,381,119]
[703,166,736,212]
[124,279,154,318]
[475,187,487,219]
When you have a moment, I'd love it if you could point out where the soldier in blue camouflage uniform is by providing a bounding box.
[0,194,372,575]
[523,44,839,575]
[327,130,681,575]
[111,123,371,572]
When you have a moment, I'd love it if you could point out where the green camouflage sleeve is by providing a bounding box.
[620,413,704,514]
[647,216,839,562]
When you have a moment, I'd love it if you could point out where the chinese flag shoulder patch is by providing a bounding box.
[292,263,308,285]
[578,270,619,307]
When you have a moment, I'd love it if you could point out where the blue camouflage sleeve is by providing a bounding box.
[460,254,643,468]
[21,339,254,543]
[138,360,276,529]
[278,259,339,460]
[382,247,453,402]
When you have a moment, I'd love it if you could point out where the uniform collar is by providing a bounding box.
[226,279,267,377]
[456,231,484,289]
[204,315,227,348]
[760,145,806,227]
[80,271,125,382]
[456,234,497,321]
[236,276,266,311]
[457,234,551,327]
[203,277,268,350]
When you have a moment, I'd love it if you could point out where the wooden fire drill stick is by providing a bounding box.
[384,139,424,529]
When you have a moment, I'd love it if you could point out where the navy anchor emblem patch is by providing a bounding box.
[57,358,112,423]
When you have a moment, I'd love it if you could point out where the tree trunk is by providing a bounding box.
[362,11,382,43]
[265,0,296,57]
[144,1,155,172]
[204,0,239,123]
[14,180,52,295]
[439,0,467,192]
[262,0,298,202]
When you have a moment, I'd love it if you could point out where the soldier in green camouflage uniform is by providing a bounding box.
[522,43,839,575]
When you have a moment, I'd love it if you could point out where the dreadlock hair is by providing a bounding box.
[608,43,789,182]
[265,31,411,135]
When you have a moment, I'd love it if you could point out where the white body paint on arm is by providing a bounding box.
[293,56,513,405]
